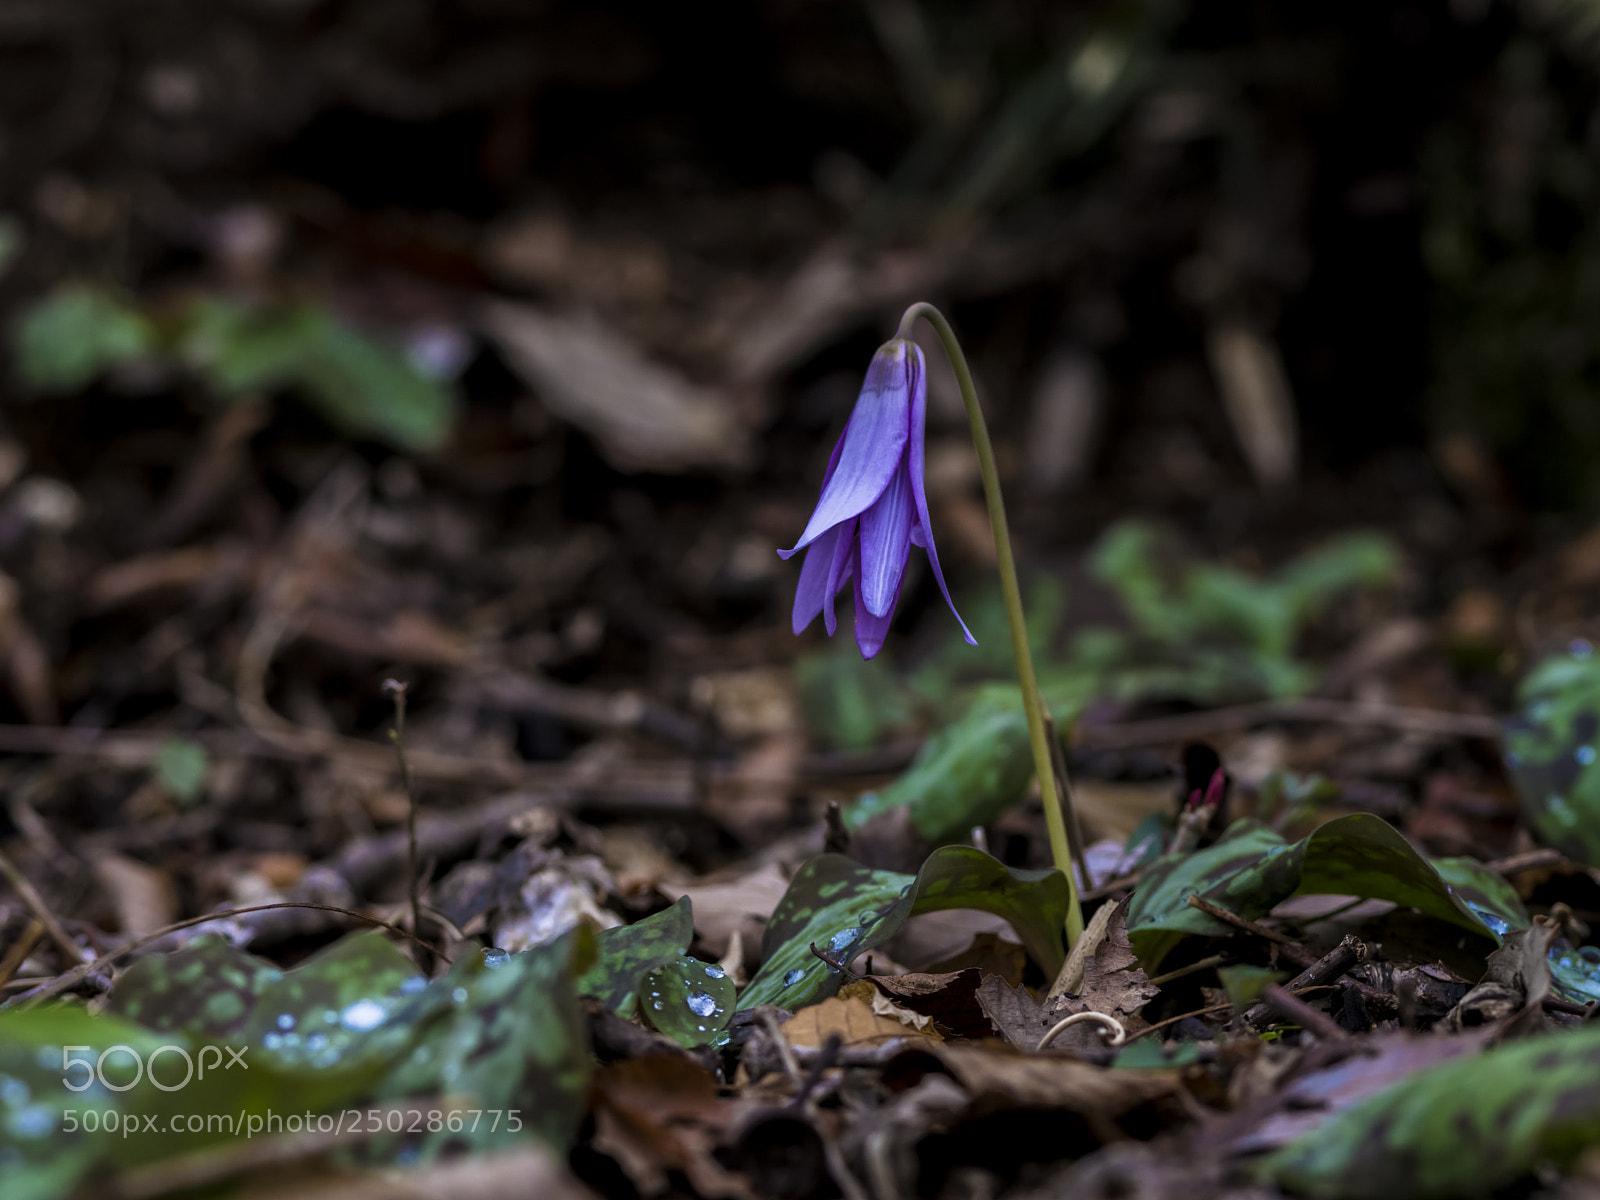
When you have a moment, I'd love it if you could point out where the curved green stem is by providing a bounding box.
[897,302,1084,946]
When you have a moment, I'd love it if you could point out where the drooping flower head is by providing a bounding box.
[779,338,975,658]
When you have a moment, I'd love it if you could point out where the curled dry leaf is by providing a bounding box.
[783,980,942,1048]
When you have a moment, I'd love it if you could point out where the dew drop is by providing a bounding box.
[1578,746,1597,767]
[704,965,726,979]
[7,1104,52,1139]
[1573,638,1594,658]
[276,1013,296,1031]
[339,999,388,1031]
[451,987,468,1004]
[686,992,717,1017]
[484,948,511,968]
[829,928,859,954]
[653,1000,664,1011]
[783,968,805,986]
[399,976,428,995]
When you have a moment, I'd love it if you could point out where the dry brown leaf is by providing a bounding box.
[660,863,790,960]
[592,1055,751,1200]
[892,1042,1178,1115]
[704,734,803,843]
[868,969,991,1040]
[91,851,178,937]
[479,301,747,473]
[925,932,1027,983]
[1051,904,1159,1039]
[975,975,1050,1049]
[784,982,941,1048]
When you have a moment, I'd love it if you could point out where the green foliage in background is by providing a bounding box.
[1503,641,1600,867]
[13,285,455,451]
[809,521,1397,844]
[1068,521,1399,705]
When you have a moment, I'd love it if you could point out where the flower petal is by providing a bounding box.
[791,522,843,635]
[779,341,912,556]
[776,429,846,561]
[851,541,898,659]
[858,460,914,618]
[821,517,855,635]
[905,342,977,645]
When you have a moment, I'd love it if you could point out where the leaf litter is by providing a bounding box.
[8,13,1600,1194]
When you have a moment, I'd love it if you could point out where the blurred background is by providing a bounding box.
[4,0,1600,919]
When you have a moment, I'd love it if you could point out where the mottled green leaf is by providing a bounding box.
[0,1002,385,1200]
[1429,856,1528,939]
[362,933,592,1160]
[846,701,1033,842]
[639,954,735,1047]
[1263,1025,1600,1198]
[1126,816,1502,971]
[105,934,286,1038]
[575,896,694,1014]
[739,847,1070,1012]
[1124,821,1292,971]
[1549,944,1600,1006]
[1503,643,1600,867]
[14,286,156,393]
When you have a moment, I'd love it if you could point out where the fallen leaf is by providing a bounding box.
[660,863,791,961]
[886,1042,1178,1116]
[868,969,990,1040]
[591,1055,751,1200]
[784,982,940,1048]
[975,975,1050,1050]
[1051,905,1159,1037]
[479,301,747,473]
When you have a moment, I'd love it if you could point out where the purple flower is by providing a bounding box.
[779,338,975,658]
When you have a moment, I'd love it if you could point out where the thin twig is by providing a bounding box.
[1125,985,1340,1041]
[0,919,45,989]
[384,679,424,970]
[1185,894,1299,947]
[809,941,860,980]
[759,1009,802,1083]
[13,900,449,1007]
[0,845,86,963]
[1146,952,1230,987]
[1484,848,1570,876]
[1243,936,1366,1030]
[1256,983,1350,1042]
